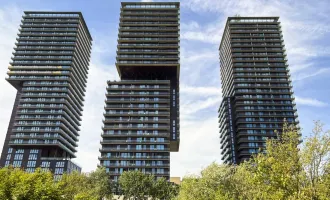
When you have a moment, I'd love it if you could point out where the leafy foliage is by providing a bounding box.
[178,122,330,200]
[119,170,178,200]
[0,167,112,200]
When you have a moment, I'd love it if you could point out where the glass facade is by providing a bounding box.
[218,17,299,164]
[99,2,180,181]
[0,11,92,178]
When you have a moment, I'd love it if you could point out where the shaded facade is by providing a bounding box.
[99,2,180,181]
[0,11,92,179]
[218,17,299,164]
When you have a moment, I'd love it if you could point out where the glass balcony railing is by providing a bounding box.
[102,163,169,167]
[117,61,178,64]
[101,132,168,137]
[101,140,169,143]
[99,147,169,151]
[104,111,170,115]
[99,155,169,159]
[103,125,169,129]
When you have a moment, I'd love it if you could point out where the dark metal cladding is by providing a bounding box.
[99,2,180,182]
[218,17,299,164]
[0,11,92,179]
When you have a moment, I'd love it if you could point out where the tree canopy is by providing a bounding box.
[0,167,112,200]
[178,122,330,200]
[119,170,178,200]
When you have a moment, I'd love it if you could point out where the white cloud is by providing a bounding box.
[292,68,330,82]
[141,0,153,2]
[295,96,328,107]
[180,0,330,84]
[181,96,222,116]
[181,85,221,96]
[171,116,221,177]
[181,20,225,44]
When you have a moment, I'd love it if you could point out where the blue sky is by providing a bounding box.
[0,0,330,177]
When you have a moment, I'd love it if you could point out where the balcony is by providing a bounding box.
[106,93,170,97]
[104,105,170,110]
[99,147,169,152]
[10,134,77,150]
[100,139,169,144]
[102,125,170,131]
[101,163,170,168]
[99,155,169,160]
[9,140,76,157]
[105,99,170,103]
[103,119,170,123]
[101,132,169,137]
[107,171,170,176]
[104,111,170,116]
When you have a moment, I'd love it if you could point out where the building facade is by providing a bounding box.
[99,2,180,181]
[0,11,92,178]
[218,17,299,164]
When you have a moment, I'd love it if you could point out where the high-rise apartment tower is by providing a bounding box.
[99,2,180,181]
[0,11,92,179]
[218,17,299,164]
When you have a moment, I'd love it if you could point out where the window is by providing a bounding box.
[27,161,36,167]
[157,145,164,150]
[16,149,24,154]
[14,154,24,160]
[13,161,22,167]
[26,168,35,173]
[248,143,258,147]
[56,161,65,168]
[54,168,64,175]
[41,161,50,168]
[249,149,257,153]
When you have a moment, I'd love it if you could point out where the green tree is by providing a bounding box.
[0,167,16,199]
[178,123,311,200]
[57,171,90,199]
[151,177,179,200]
[87,167,113,200]
[0,167,113,200]
[58,168,112,200]
[178,163,235,200]
[0,167,61,200]
[301,121,330,199]
[246,124,307,199]
[119,170,154,200]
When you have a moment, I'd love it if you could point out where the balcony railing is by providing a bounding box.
[102,163,169,167]
[101,132,169,137]
[100,139,169,143]
[99,155,169,160]
[102,125,170,129]
[99,148,169,151]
